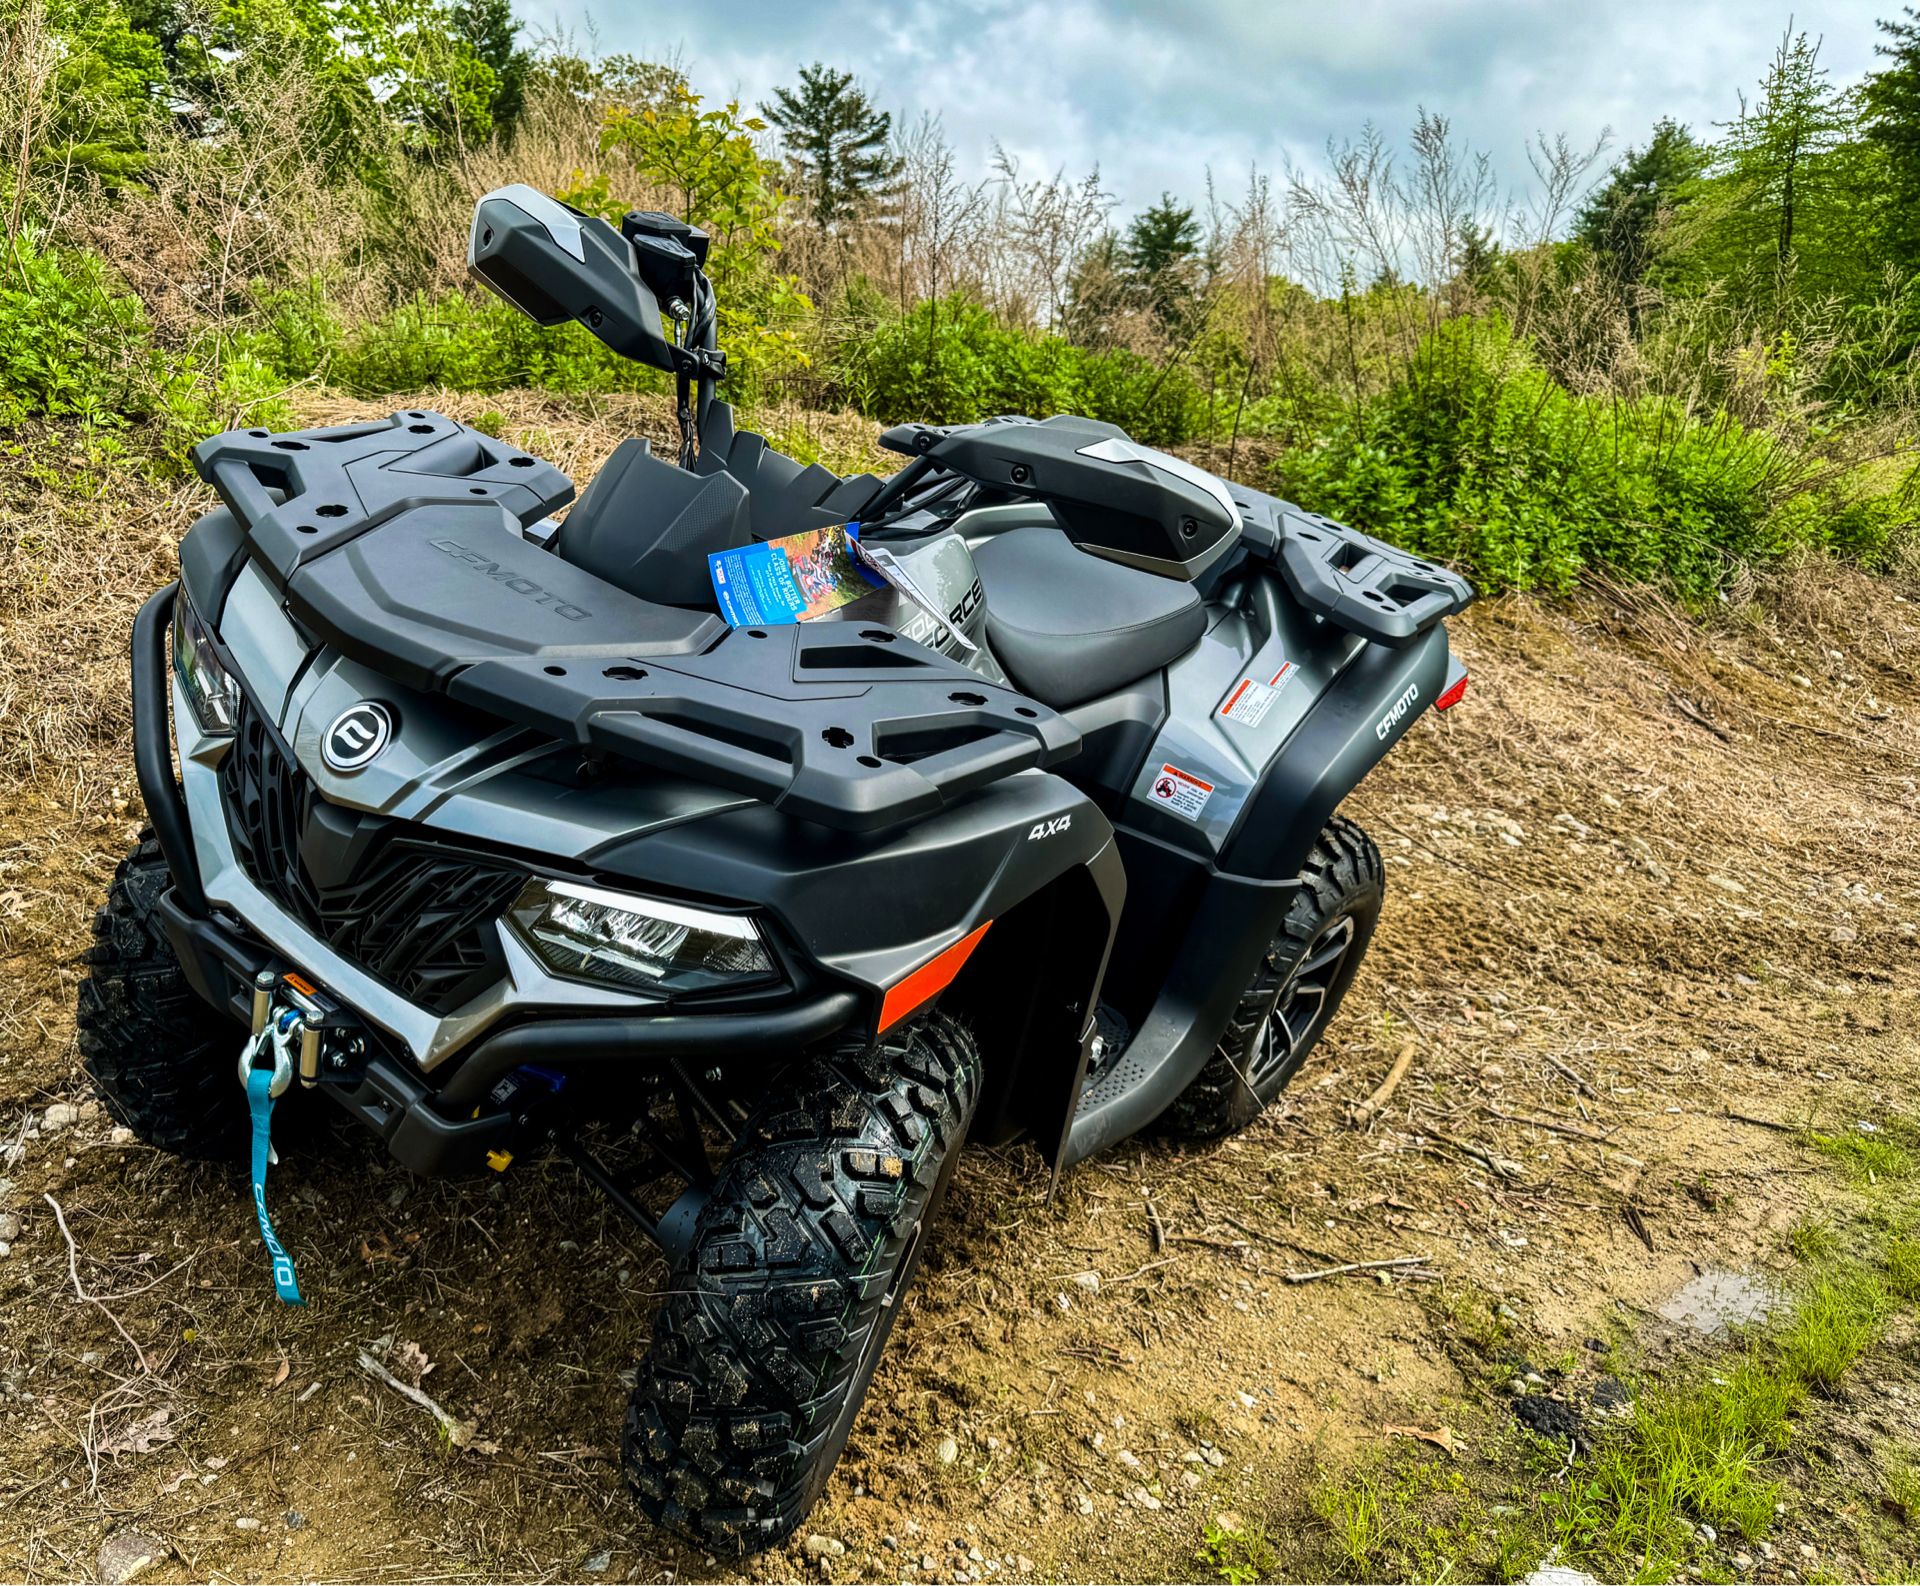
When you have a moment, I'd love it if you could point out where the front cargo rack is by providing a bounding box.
[192,412,1080,831]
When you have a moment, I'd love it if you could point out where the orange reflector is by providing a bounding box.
[879,921,992,1032]
[1434,674,1469,711]
[282,971,318,997]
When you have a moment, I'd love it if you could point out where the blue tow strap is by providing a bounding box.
[246,1065,304,1306]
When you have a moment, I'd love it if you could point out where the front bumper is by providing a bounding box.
[130,583,859,1175]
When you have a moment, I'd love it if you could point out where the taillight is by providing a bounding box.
[1434,674,1469,710]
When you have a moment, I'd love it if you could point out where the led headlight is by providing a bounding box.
[171,588,240,734]
[506,878,777,995]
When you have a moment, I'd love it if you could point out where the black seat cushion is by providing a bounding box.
[973,526,1205,709]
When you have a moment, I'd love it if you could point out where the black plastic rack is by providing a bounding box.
[192,412,1079,831]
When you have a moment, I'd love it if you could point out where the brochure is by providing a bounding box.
[707,522,978,653]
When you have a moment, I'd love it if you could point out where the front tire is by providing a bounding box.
[623,1010,982,1554]
[1161,816,1384,1141]
[77,832,248,1159]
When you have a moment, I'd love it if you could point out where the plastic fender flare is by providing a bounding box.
[1221,623,1452,880]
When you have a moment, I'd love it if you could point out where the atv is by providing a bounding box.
[80,183,1472,1552]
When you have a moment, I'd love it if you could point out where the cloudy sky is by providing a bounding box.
[531,0,1888,224]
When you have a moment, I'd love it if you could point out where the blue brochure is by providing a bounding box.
[707,523,879,626]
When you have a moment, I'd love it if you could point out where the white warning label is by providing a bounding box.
[1148,762,1214,821]
[1220,677,1277,727]
[1219,660,1295,728]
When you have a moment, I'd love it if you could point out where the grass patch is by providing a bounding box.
[1197,1518,1282,1584]
[1776,1272,1887,1391]
[1884,1234,1920,1300]
[1553,1244,1900,1579]
[1808,1119,1920,1184]
[1789,1214,1839,1263]
[1309,1448,1551,1583]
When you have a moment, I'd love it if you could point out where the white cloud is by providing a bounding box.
[534,0,1888,219]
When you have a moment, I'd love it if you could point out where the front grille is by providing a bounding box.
[220,700,527,1015]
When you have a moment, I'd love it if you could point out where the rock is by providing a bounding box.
[1015,1557,1033,1575]
[97,1532,165,1584]
[42,1103,79,1131]
[234,1517,261,1532]
[1520,1566,1602,1586]
[285,1511,306,1531]
[1732,1554,1752,1571]
[1212,1511,1244,1534]
[1132,1485,1161,1511]
[806,1536,847,1560]
[110,1125,135,1144]
[1116,1450,1141,1469]
[1181,1470,1203,1489]
[1068,1270,1101,1293]
[1506,1378,1529,1396]
[1697,1523,1717,1543]
[0,1242,11,1259]
[0,1213,20,1243]
[936,1436,959,1465]
[1758,1541,1776,1560]
[1512,1395,1582,1440]
[1075,1493,1094,1515]
[1799,1543,1817,1560]
[581,1551,612,1574]
[1202,1447,1225,1468]
[1524,1371,1548,1387]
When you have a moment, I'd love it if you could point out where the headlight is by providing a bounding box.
[506,878,777,995]
[171,588,240,734]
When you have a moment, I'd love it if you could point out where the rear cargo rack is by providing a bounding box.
[1231,489,1472,648]
[193,412,1079,831]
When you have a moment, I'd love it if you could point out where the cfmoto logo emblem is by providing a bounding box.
[322,702,394,772]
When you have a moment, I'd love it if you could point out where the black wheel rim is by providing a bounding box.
[1244,914,1358,1089]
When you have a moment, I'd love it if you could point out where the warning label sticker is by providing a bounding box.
[1220,677,1278,727]
[1218,660,1296,728]
[1148,762,1214,821]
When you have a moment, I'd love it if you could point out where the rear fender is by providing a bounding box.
[1222,622,1451,878]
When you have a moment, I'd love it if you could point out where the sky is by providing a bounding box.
[528,0,1890,224]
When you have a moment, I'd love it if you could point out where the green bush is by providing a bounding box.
[0,232,157,426]
[844,296,1203,445]
[1272,317,1915,601]
[324,289,670,397]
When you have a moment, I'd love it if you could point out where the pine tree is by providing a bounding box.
[762,64,900,227]
[1575,118,1710,299]
[1710,30,1856,277]
[1124,193,1200,327]
[1866,6,1920,275]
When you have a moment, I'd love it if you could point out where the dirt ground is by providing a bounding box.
[2,393,1918,1583]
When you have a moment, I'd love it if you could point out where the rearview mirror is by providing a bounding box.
[468,184,678,375]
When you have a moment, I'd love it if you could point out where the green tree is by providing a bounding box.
[17,0,169,190]
[762,63,899,227]
[1575,118,1710,310]
[1685,29,1867,303]
[452,0,528,139]
[596,85,810,386]
[1866,6,1920,277]
[1124,192,1200,326]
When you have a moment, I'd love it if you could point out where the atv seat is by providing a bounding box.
[973,526,1205,710]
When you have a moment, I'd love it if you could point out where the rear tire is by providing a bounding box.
[1161,816,1383,1141]
[623,1010,982,1554]
[77,832,248,1160]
